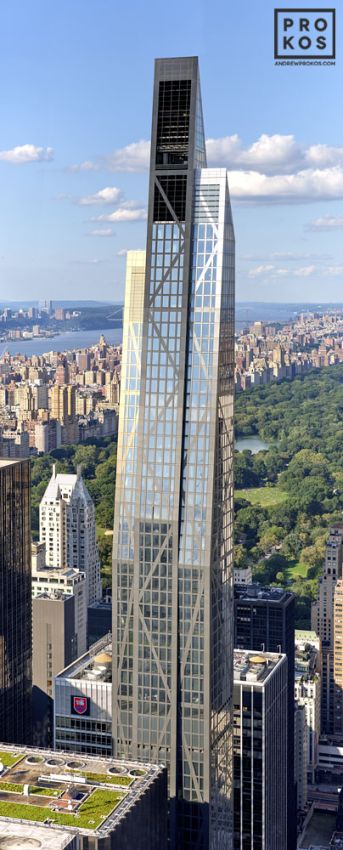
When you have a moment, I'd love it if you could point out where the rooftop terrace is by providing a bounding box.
[0,744,163,839]
[234,583,292,604]
[56,635,112,684]
[233,650,285,685]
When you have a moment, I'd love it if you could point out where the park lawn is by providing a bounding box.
[287,560,310,579]
[236,485,288,508]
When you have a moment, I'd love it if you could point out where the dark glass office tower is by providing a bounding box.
[0,459,32,744]
[234,585,296,850]
[112,57,235,849]
[233,651,288,850]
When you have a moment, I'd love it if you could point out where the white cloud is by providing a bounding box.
[306,144,343,168]
[248,263,318,280]
[94,204,147,222]
[68,160,99,172]
[99,133,343,204]
[207,133,304,174]
[78,186,122,206]
[205,135,241,167]
[228,166,343,203]
[310,215,343,231]
[325,265,343,276]
[242,251,332,264]
[248,264,275,278]
[116,248,142,256]
[104,134,305,176]
[87,228,116,237]
[294,265,316,277]
[0,144,54,164]
[210,136,343,175]
[105,140,150,172]
[269,252,303,261]
[70,258,107,265]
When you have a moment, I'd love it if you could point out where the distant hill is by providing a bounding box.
[2,301,343,329]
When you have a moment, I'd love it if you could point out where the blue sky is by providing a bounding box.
[0,0,343,303]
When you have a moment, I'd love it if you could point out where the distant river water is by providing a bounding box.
[235,436,270,453]
[1,328,271,456]
[2,328,123,357]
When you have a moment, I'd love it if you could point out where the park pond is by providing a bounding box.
[235,435,270,454]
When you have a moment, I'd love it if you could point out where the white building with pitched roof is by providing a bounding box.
[39,465,102,605]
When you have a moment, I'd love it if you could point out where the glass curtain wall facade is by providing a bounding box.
[0,459,32,744]
[234,586,296,850]
[112,57,235,850]
[233,653,288,850]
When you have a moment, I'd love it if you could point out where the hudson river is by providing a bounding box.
[2,328,123,357]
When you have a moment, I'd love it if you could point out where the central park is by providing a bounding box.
[29,363,343,629]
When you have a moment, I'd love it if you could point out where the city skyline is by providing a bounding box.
[1,0,343,302]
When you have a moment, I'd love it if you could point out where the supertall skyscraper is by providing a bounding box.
[0,458,32,744]
[112,57,235,848]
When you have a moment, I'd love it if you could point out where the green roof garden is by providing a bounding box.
[0,745,164,837]
[0,781,59,797]
[0,787,123,830]
[0,751,24,768]
[83,771,133,787]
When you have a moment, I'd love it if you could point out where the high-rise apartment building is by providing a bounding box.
[312,524,343,734]
[233,651,288,850]
[49,384,77,444]
[31,540,87,653]
[112,57,235,849]
[334,579,343,735]
[294,703,308,812]
[233,565,252,586]
[295,631,321,782]
[234,585,296,849]
[0,458,32,744]
[34,418,62,453]
[295,675,321,783]
[39,465,102,604]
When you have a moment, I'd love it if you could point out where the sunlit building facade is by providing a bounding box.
[312,523,343,734]
[39,466,102,605]
[112,57,235,848]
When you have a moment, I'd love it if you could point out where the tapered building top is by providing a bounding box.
[151,56,206,171]
[148,56,206,238]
